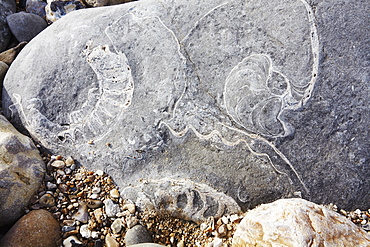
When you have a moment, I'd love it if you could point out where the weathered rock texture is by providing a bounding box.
[0,0,16,52]
[232,198,370,247]
[2,0,369,216]
[0,115,45,227]
[0,209,60,247]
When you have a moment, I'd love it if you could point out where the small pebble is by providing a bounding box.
[62,226,76,232]
[86,199,103,209]
[110,189,120,198]
[111,218,123,234]
[72,202,89,223]
[105,234,119,247]
[92,187,101,194]
[126,215,139,228]
[51,160,66,169]
[95,170,104,176]
[63,235,82,247]
[65,157,75,166]
[39,193,55,207]
[80,224,92,238]
[104,199,121,218]
[123,203,136,214]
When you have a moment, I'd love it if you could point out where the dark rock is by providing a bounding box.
[125,225,153,245]
[6,12,48,42]
[0,0,16,52]
[0,209,61,247]
[26,0,47,19]
[2,0,369,218]
[0,115,45,227]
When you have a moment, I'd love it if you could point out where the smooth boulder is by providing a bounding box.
[0,209,61,247]
[6,12,48,42]
[0,115,45,226]
[2,0,369,217]
[232,198,370,247]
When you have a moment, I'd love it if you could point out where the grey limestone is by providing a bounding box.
[2,0,369,219]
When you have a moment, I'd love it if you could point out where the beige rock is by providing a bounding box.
[232,198,370,247]
[0,61,8,84]
[105,234,119,247]
[0,209,61,247]
[0,41,27,65]
[0,115,45,226]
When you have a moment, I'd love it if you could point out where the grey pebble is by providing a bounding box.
[104,199,121,218]
[125,225,153,245]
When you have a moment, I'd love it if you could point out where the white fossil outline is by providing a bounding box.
[160,0,319,196]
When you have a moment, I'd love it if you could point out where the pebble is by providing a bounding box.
[80,224,92,238]
[125,224,153,245]
[51,160,66,169]
[6,11,48,42]
[0,209,60,247]
[110,188,120,198]
[72,202,89,223]
[105,234,119,247]
[92,187,101,194]
[62,225,76,232]
[123,203,136,214]
[0,41,27,65]
[65,156,75,166]
[111,218,123,234]
[0,61,8,83]
[104,199,121,218]
[126,215,139,229]
[39,193,55,207]
[63,235,82,247]
[45,0,85,23]
[26,0,47,18]
[46,181,57,190]
[95,170,104,176]
[94,208,104,224]
[86,199,104,209]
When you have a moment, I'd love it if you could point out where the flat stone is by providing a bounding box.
[6,12,48,42]
[111,218,123,234]
[232,198,370,246]
[0,115,45,226]
[72,202,89,223]
[2,0,369,216]
[0,209,61,247]
[125,225,152,245]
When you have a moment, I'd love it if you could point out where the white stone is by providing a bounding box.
[232,198,370,247]
[63,236,82,247]
[111,218,123,234]
[80,224,91,238]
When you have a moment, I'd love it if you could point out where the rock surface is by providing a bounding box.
[2,0,369,215]
[0,115,45,227]
[0,0,16,52]
[6,12,48,42]
[232,198,370,247]
[0,209,61,247]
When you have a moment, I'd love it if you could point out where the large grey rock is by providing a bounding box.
[0,0,16,52]
[0,115,45,227]
[2,0,369,218]
[232,198,370,247]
